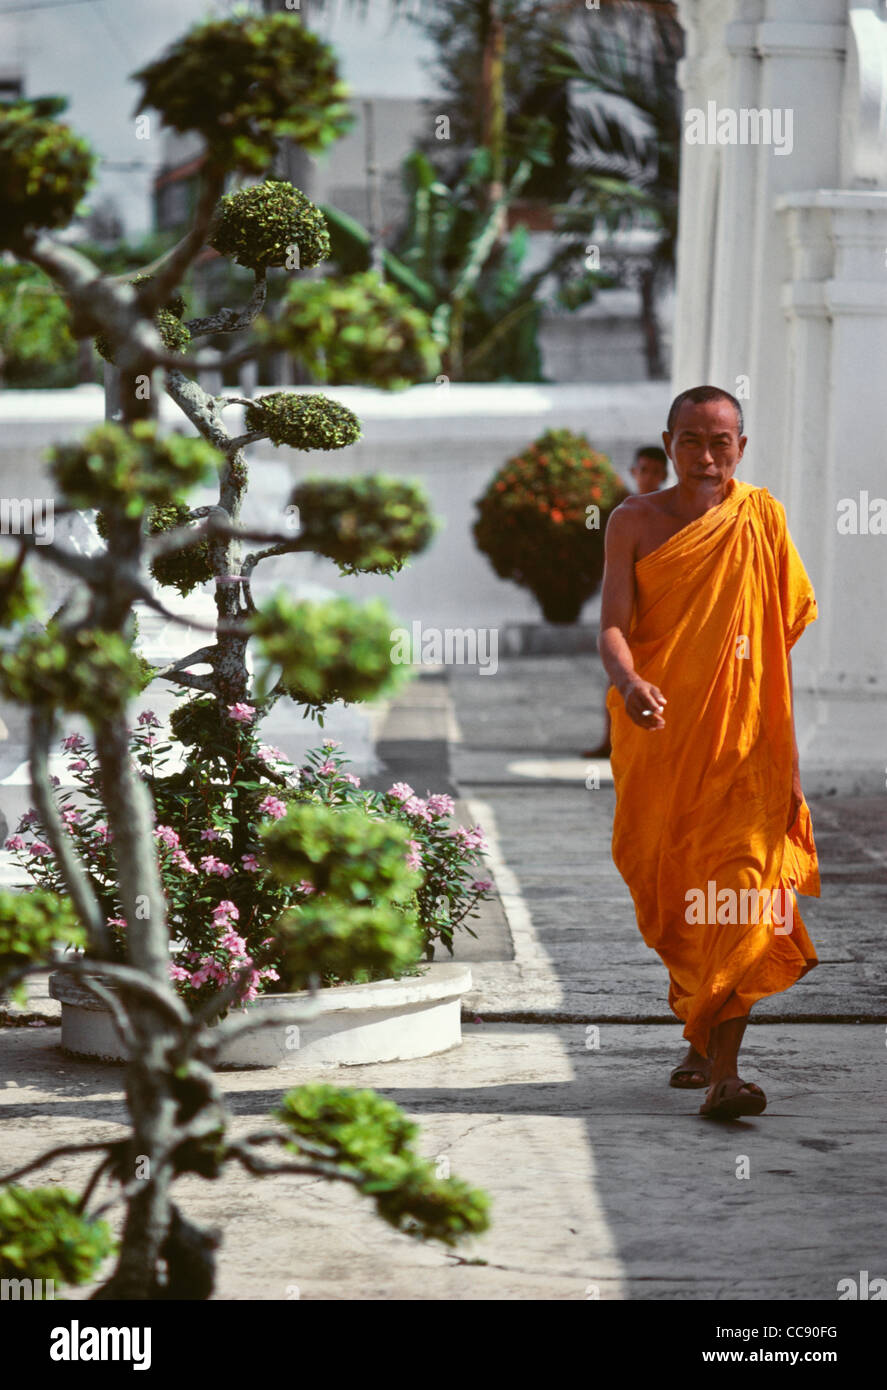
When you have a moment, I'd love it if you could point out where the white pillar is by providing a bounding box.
[671,0,887,789]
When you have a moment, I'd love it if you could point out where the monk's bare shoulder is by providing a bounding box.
[608,488,681,553]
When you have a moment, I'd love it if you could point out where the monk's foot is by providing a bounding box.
[669,1047,712,1089]
[699,1076,766,1120]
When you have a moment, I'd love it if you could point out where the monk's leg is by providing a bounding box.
[674,1042,711,1084]
[709,1016,748,1085]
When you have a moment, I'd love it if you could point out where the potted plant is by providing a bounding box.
[6,731,493,1063]
[473,427,628,623]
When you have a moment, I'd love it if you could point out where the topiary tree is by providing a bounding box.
[473,427,628,622]
[0,11,488,1299]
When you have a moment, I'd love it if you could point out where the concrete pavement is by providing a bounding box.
[1,652,885,1300]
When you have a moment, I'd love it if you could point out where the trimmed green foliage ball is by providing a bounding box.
[50,421,218,515]
[134,13,352,173]
[276,1086,491,1246]
[0,558,42,627]
[0,891,84,1004]
[250,594,409,709]
[95,307,190,365]
[147,502,214,596]
[0,97,94,249]
[245,392,361,450]
[0,623,148,719]
[292,475,435,575]
[0,1186,114,1289]
[209,181,330,271]
[265,272,441,390]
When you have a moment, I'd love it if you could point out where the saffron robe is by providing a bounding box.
[607,479,820,1056]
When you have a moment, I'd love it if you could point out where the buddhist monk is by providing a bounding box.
[598,385,820,1119]
[582,446,669,759]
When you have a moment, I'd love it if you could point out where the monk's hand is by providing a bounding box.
[620,676,667,730]
[787,768,803,832]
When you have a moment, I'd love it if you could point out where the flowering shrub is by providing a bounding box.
[473,428,629,623]
[5,719,493,1005]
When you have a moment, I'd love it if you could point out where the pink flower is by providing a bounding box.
[171,849,197,875]
[107,916,126,929]
[297,879,315,895]
[138,710,160,727]
[342,773,361,787]
[169,962,190,982]
[29,842,53,857]
[405,839,423,871]
[49,776,60,788]
[93,822,112,843]
[19,810,40,827]
[69,760,89,773]
[62,734,86,752]
[227,703,255,724]
[471,879,493,892]
[322,739,341,749]
[316,759,336,776]
[4,835,25,851]
[200,855,234,878]
[200,828,223,842]
[258,795,287,820]
[154,825,180,849]
[426,793,455,818]
[402,795,433,822]
[241,854,260,873]
[257,744,286,763]
[61,808,82,826]
[387,781,414,802]
[212,900,239,922]
[450,824,489,851]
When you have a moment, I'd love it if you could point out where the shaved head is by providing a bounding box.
[667,386,744,437]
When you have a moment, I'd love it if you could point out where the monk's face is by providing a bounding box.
[662,399,746,493]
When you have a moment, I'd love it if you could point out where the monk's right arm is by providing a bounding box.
[598,505,667,730]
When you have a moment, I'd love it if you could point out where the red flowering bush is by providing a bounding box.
[473,428,628,623]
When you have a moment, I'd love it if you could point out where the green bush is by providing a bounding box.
[250,594,411,712]
[246,392,361,450]
[0,1187,114,1289]
[209,181,330,271]
[292,475,435,575]
[50,420,219,515]
[0,97,94,249]
[134,13,351,172]
[264,271,441,390]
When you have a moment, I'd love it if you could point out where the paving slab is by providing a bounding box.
[0,1020,882,1301]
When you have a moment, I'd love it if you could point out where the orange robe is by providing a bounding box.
[607,479,819,1057]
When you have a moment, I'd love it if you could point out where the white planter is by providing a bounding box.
[48,963,472,1069]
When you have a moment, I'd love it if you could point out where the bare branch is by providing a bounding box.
[135,163,227,315]
[241,539,305,577]
[225,431,266,454]
[28,708,112,957]
[149,647,217,682]
[0,1140,120,1188]
[145,514,303,562]
[184,270,267,338]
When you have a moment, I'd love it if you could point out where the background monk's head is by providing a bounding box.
[631,445,669,494]
[662,385,747,497]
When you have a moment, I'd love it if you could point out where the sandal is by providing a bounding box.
[669,1063,712,1089]
[699,1078,767,1120]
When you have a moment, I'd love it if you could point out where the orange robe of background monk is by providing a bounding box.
[607,478,819,1058]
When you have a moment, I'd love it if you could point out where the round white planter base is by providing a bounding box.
[48,963,472,1069]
